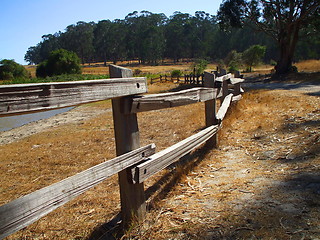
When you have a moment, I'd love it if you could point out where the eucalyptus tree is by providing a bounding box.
[165,12,193,62]
[94,20,113,66]
[61,21,95,64]
[217,0,320,74]
[124,11,166,64]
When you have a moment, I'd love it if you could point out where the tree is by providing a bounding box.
[61,21,95,64]
[165,12,193,63]
[217,0,320,74]
[242,45,266,72]
[0,59,29,80]
[36,49,81,77]
[94,20,113,66]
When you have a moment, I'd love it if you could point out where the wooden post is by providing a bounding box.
[109,65,146,227]
[203,71,219,148]
[221,79,229,102]
[220,68,227,76]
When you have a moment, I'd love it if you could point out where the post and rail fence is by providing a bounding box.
[0,65,244,239]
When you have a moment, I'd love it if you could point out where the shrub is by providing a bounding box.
[36,49,81,77]
[0,59,29,80]
[192,59,209,75]
[242,45,266,72]
[171,70,182,78]
[133,69,142,76]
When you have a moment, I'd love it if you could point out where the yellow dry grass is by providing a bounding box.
[2,60,319,239]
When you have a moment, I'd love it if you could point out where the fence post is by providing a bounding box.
[109,64,146,227]
[203,71,219,148]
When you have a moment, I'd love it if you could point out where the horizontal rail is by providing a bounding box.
[216,93,233,120]
[125,87,217,113]
[0,144,155,239]
[0,77,147,117]
[131,125,220,184]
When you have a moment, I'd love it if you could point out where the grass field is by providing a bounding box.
[1,59,319,239]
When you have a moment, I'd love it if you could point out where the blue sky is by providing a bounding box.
[1,0,222,65]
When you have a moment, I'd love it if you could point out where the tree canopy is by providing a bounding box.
[0,59,29,80]
[24,10,319,68]
[36,49,81,78]
[217,0,320,74]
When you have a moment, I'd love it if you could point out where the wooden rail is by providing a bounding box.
[0,65,244,239]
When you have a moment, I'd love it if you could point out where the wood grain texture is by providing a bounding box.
[0,144,155,239]
[132,125,220,184]
[127,87,217,113]
[109,64,147,226]
[0,77,147,117]
[203,72,219,148]
[216,93,234,120]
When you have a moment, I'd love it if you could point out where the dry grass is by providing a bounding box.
[295,59,320,72]
[2,60,319,239]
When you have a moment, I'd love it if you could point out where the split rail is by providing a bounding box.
[0,65,244,239]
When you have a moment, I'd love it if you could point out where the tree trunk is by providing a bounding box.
[275,23,300,75]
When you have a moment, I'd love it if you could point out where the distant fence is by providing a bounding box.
[150,74,204,85]
[0,65,244,239]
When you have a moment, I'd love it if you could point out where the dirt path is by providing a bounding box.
[120,82,320,239]
[1,79,319,239]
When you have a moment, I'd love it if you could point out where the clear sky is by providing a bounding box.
[1,0,222,65]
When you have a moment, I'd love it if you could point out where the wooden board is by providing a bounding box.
[131,125,220,184]
[203,71,219,148]
[0,144,155,239]
[127,87,217,113]
[109,64,147,226]
[0,77,147,117]
[216,93,234,120]
[215,73,233,82]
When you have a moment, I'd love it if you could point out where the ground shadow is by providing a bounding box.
[87,145,212,240]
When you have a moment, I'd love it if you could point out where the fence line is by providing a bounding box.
[0,65,244,239]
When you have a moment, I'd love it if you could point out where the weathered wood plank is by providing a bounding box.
[109,64,146,227]
[127,87,217,113]
[132,125,220,184]
[232,94,242,102]
[229,77,245,85]
[203,71,219,148]
[0,77,147,117]
[215,73,233,82]
[216,93,234,120]
[0,144,155,239]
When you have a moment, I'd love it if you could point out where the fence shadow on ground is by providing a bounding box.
[87,145,212,240]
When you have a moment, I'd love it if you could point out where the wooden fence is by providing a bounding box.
[150,74,204,85]
[0,65,244,239]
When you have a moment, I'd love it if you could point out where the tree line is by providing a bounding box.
[24,10,319,68]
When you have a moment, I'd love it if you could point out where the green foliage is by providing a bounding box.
[171,70,182,78]
[192,59,209,75]
[242,45,266,72]
[36,49,81,78]
[217,0,320,74]
[0,59,29,80]
[1,74,110,85]
[24,9,320,67]
[224,50,242,72]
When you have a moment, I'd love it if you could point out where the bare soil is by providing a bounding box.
[0,71,319,239]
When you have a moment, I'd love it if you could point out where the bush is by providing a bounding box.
[171,70,182,78]
[242,45,266,72]
[36,49,81,77]
[0,59,29,80]
[192,59,209,75]
[133,69,142,76]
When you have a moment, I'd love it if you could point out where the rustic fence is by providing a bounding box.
[0,65,244,239]
[150,73,204,85]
